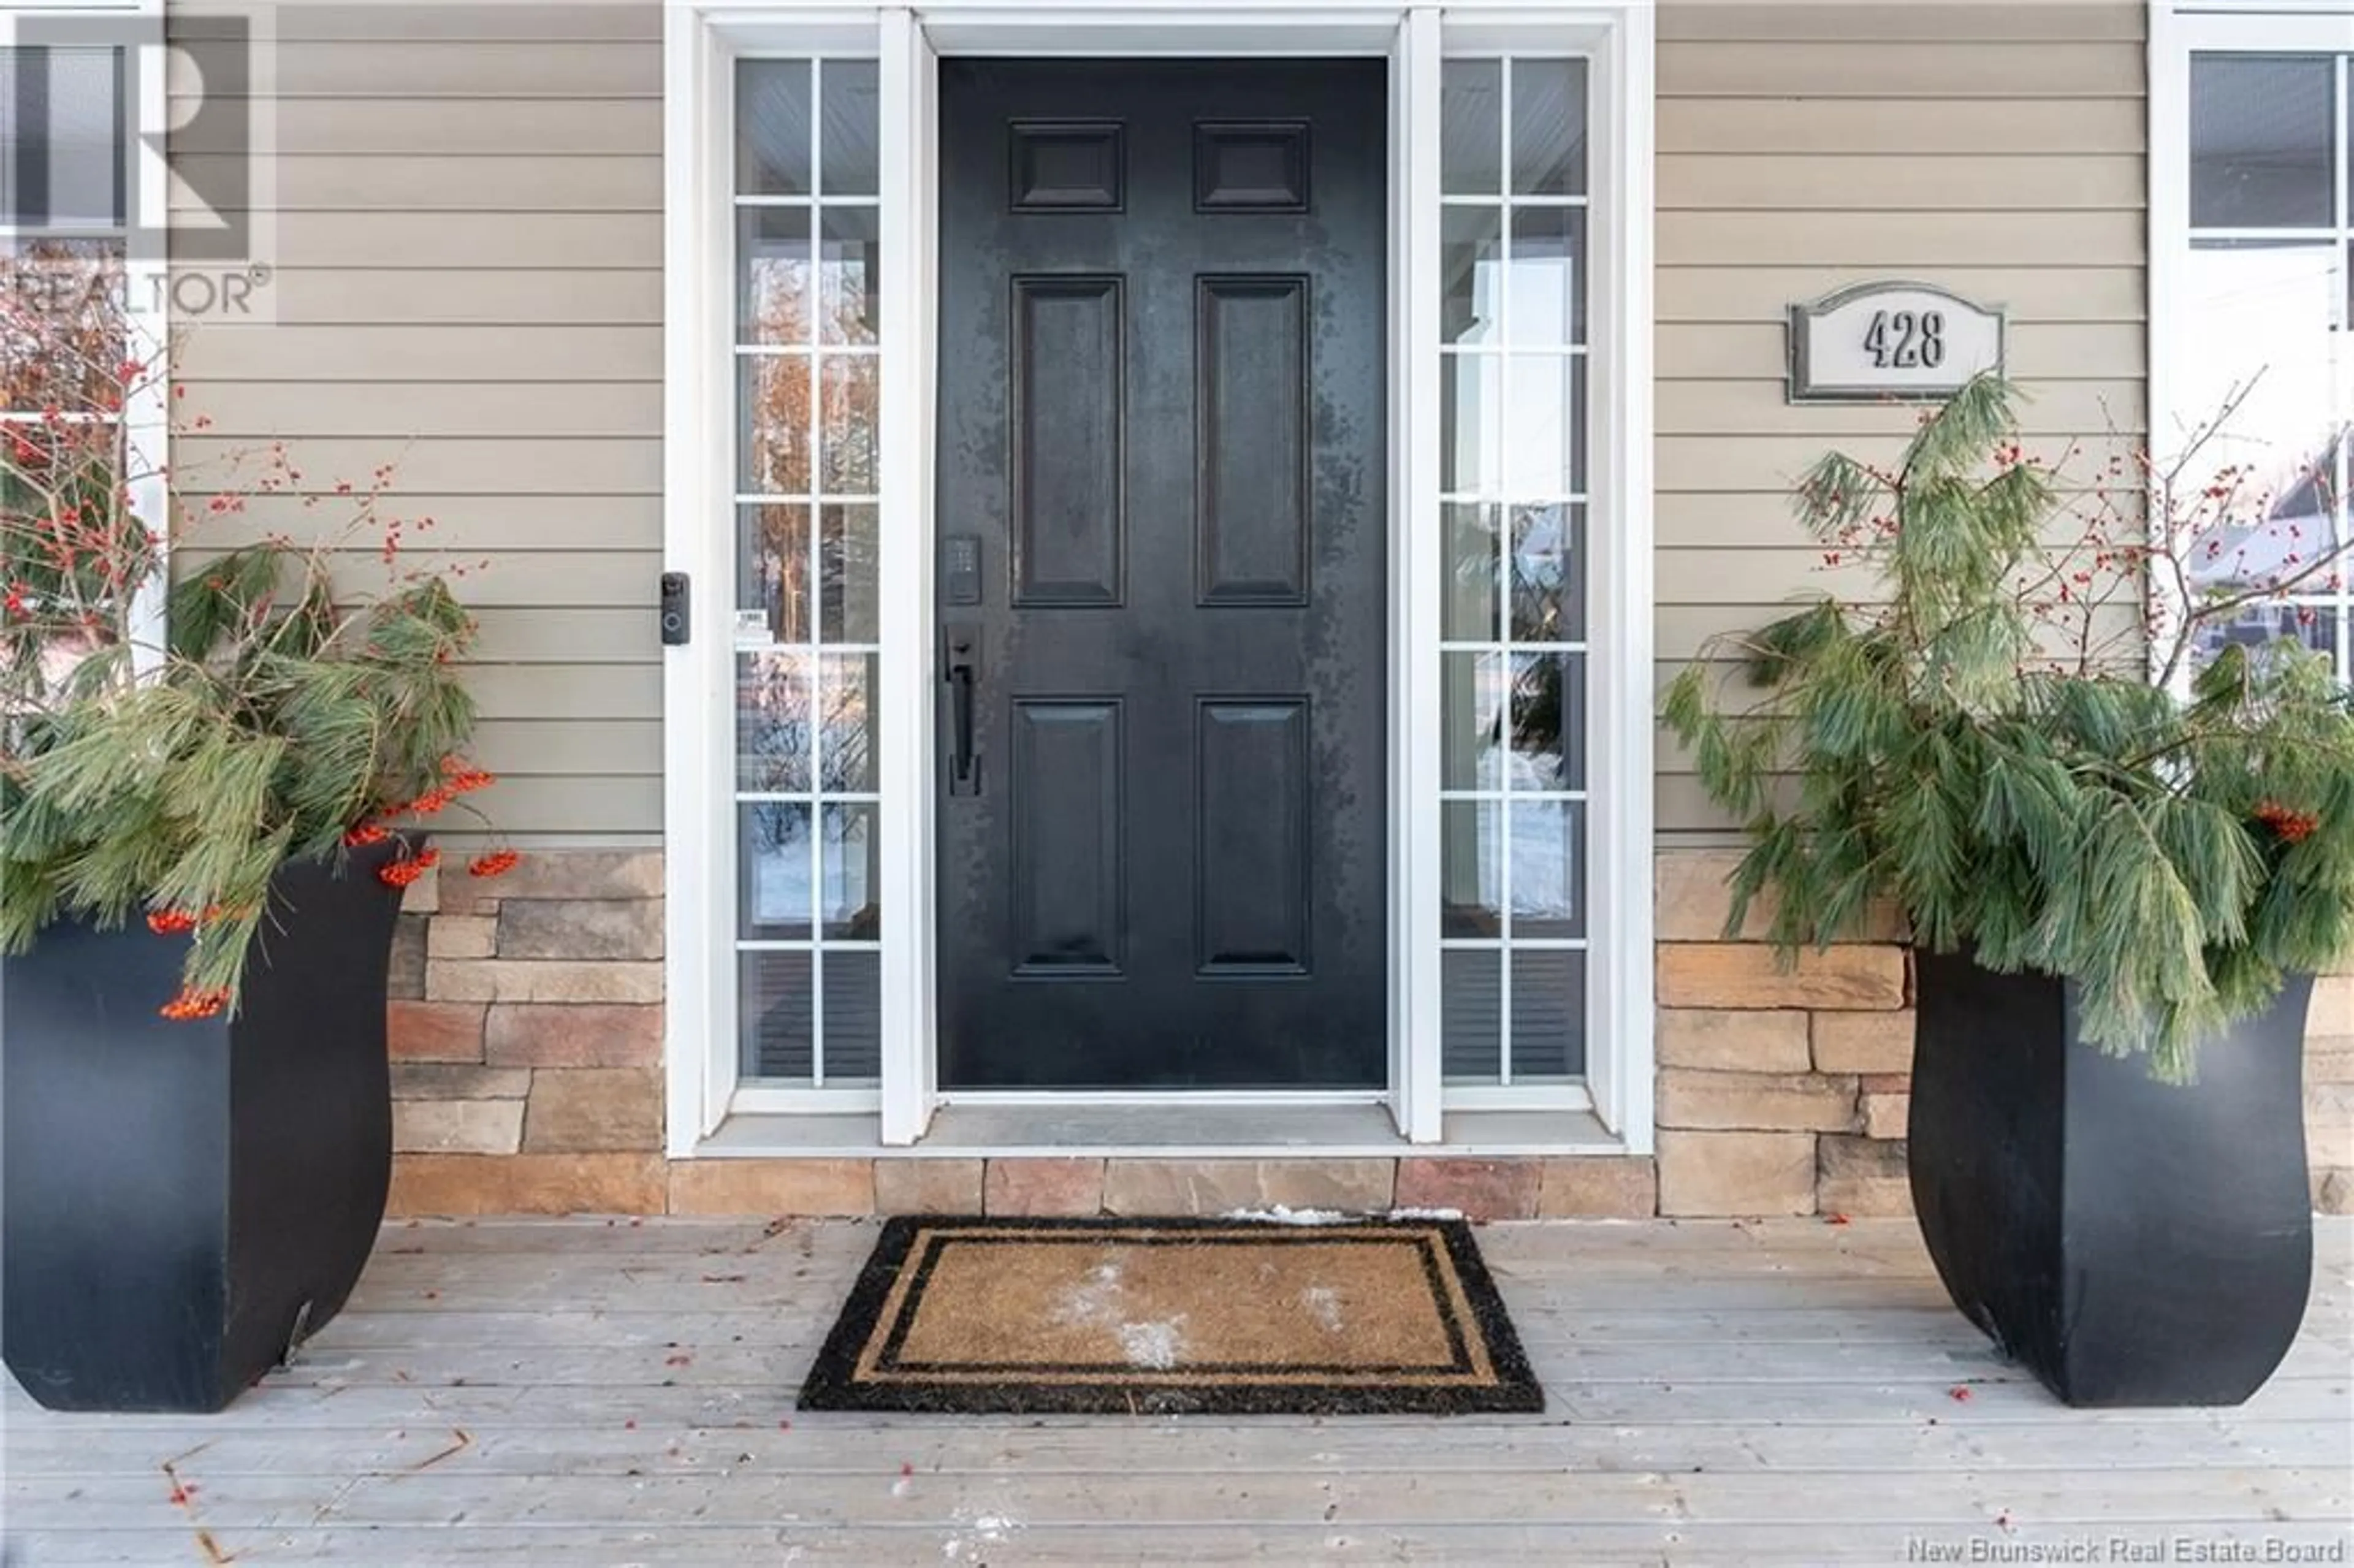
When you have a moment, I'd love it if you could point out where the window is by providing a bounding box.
[1436,55,1591,1094]
[731,57,885,1093]
[2160,19,2353,679]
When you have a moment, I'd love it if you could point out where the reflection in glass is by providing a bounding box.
[2190,600,2342,683]
[1510,58,1588,197]
[1441,205,1503,346]
[1441,650,1504,791]
[820,504,880,643]
[1510,800,1583,937]
[739,950,813,1079]
[1443,503,1502,642]
[1510,651,1585,791]
[1440,352,1501,495]
[820,60,881,196]
[1441,59,1503,195]
[1441,800,1501,937]
[1441,949,1502,1081]
[818,652,877,793]
[822,951,883,1081]
[819,355,879,494]
[1510,950,1585,1078]
[2190,55,2333,229]
[1510,504,1584,643]
[1503,354,1585,498]
[736,60,812,196]
[739,354,812,495]
[739,504,812,644]
[1509,207,1585,348]
[739,802,812,938]
[737,208,812,345]
[821,802,880,938]
[3,48,123,227]
[736,652,812,792]
[818,206,880,344]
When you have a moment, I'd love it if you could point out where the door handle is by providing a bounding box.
[945,626,980,796]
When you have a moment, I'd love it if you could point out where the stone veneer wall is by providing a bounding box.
[379,849,2353,1219]
[1655,850,2354,1219]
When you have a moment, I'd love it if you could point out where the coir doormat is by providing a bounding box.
[797,1216,1542,1415]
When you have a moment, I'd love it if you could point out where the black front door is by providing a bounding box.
[935,59,1388,1090]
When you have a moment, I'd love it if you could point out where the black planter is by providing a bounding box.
[1909,949,2314,1408]
[2,839,409,1413]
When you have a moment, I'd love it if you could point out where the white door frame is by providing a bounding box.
[662,0,1656,1155]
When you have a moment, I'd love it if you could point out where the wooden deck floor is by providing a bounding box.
[6,1217,2350,1566]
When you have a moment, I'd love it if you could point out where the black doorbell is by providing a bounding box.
[660,572,690,645]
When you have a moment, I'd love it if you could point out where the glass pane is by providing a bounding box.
[1510,58,1588,197]
[739,354,812,495]
[820,59,880,196]
[1502,354,1585,497]
[1440,352,1501,495]
[739,802,812,939]
[1441,205,1503,346]
[739,950,813,1079]
[738,208,813,346]
[822,951,882,1081]
[1510,801,1584,937]
[818,354,879,495]
[1442,503,1501,642]
[818,205,880,344]
[1441,59,1502,195]
[1509,207,1585,348]
[1510,950,1585,1078]
[1510,504,1585,643]
[736,652,812,792]
[820,802,880,938]
[736,60,812,196]
[820,504,879,643]
[738,503,812,644]
[1441,650,1504,791]
[2190,55,2333,229]
[1509,651,1585,790]
[2190,599,2340,682]
[818,651,877,793]
[1441,949,1502,1081]
[0,48,123,228]
[2175,242,2342,602]
[1441,801,1501,938]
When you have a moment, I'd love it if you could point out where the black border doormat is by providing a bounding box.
[797,1216,1542,1415]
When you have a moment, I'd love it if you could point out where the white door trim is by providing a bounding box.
[661,0,1656,1157]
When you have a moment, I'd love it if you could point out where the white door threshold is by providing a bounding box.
[694,1103,1628,1159]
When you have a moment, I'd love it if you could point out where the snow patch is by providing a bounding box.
[1300,1285,1345,1334]
[1221,1205,1354,1225]
[1386,1206,1465,1220]
[1118,1317,1188,1370]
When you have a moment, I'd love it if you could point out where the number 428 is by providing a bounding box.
[1863,309,1945,370]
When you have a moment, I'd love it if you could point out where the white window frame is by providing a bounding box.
[0,0,170,669]
[663,0,1655,1156]
[2147,3,2354,690]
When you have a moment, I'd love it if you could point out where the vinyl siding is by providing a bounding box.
[1652,1,2149,842]
[168,2,666,844]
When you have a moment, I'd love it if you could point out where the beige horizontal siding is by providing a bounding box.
[1658,4,2145,43]
[170,2,665,843]
[1653,1,2147,840]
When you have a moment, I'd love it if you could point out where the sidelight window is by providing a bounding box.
[2165,42,2353,679]
[1435,56,1591,1092]
[732,56,886,1091]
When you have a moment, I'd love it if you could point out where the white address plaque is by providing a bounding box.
[1786,281,2005,403]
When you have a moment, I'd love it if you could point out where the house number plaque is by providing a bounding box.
[1786,281,2005,403]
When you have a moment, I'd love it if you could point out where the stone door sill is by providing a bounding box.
[695,1103,1628,1159]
